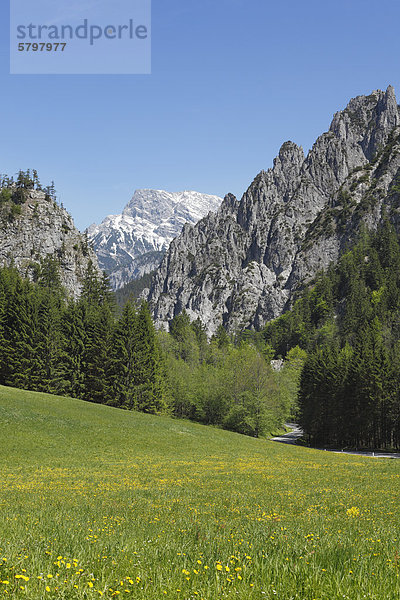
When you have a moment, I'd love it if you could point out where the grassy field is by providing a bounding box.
[0,386,400,599]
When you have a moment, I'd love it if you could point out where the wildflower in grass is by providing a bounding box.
[216,564,223,571]
[346,507,360,517]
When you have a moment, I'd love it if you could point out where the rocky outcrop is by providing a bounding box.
[87,189,223,290]
[0,189,100,297]
[148,86,400,335]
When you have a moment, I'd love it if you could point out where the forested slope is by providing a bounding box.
[0,261,302,438]
[264,220,400,448]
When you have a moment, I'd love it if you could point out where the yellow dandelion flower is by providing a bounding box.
[346,506,360,517]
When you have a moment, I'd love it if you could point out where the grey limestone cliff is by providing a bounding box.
[0,189,100,296]
[148,86,400,335]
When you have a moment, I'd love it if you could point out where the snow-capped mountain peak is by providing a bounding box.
[86,189,223,289]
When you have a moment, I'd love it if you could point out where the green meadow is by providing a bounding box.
[0,385,400,599]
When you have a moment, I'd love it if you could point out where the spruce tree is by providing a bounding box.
[109,301,138,409]
[60,300,87,399]
[133,301,165,413]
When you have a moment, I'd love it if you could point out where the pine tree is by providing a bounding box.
[81,261,103,305]
[1,275,34,388]
[109,301,138,408]
[30,288,65,394]
[133,301,165,413]
[60,301,87,399]
[82,301,114,404]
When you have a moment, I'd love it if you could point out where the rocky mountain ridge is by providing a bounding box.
[148,86,400,335]
[0,188,100,296]
[87,189,223,290]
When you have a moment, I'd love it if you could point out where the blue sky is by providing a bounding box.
[1,0,400,230]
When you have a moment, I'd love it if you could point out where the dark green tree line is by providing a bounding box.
[0,261,165,414]
[266,219,400,449]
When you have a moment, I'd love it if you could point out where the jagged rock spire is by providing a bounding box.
[148,87,400,335]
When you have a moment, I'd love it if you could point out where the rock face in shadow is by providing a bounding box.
[148,87,400,335]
